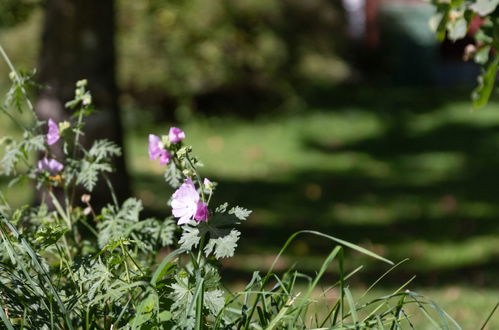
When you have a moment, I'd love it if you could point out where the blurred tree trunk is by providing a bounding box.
[35,0,130,208]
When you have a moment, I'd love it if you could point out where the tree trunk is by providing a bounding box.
[36,0,130,208]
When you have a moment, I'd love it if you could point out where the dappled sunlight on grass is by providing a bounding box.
[127,95,499,291]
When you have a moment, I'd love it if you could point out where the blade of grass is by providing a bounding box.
[0,213,73,329]
[0,305,14,330]
[150,248,185,286]
[344,287,358,325]
[480,302,499,330]
[360,258,409,300]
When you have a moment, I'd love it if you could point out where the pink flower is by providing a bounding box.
[194,201,208,222]
[171,178,208,224]
[149,134,162,160]
[47,119,60,145]
[37,157,64,175]
[159,149,171,165]
[149,134,170,165]
[169,127,185,144]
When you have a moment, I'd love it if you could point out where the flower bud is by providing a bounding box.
[81,194,91,204]
[176,147,188,159]
[204,178,214,192]
[182,169,193,177]
[83,206,92,216]
[76,79,88,87]
[58,121,71,133]
[463,44,477,61]
[161,135,171,148]
[82,94,92,105]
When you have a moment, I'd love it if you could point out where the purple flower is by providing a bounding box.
[169,127,185,144]
[47,119,60,145]
[171,178,208,224]
[159,149,171,165]
[37,157,64,175]
[194,201,208,222]
[149,134,171,165]
[149,134,162,160]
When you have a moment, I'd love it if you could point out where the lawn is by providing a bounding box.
[1,87,498,327]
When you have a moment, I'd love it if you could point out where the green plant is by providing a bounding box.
[0,45,469,329]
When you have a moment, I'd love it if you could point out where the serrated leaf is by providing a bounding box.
[470,0,499,16]
[215,202,228,213]
[204,289,225,316]
[76,160,112,191]
[164,161,183,188]
[0,143,22,175]
[229,206,252,221]
[178,226,201,251]
[97,198,143,248]
[88,139,121,161]
[22,134,45,153]
[204,229,240,259]
[472,55,499,110]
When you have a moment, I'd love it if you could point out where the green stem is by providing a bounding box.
[185,154,206,202]
[0,43,37,121]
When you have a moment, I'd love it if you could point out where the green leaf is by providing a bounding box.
[150,248,185,286]
[97,198,143,248]
[76,139,121,191]
[229,206,252,221]
[470,0,499,15]
[88,139,121,161]
[164,161,183,188]
[204,229,240,259]
[447,17,467,41]
[159,310,172,322]
[472,55,499,110]
[475,46,491,64]
[0,142,22,175]
[178,225,201,251]
[204,289,225,316]
[77,160,112,191]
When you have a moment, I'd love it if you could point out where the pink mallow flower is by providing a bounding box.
[37,157,64,175]
[194,201,209,222]
[47,118,60,145]
[149,134,170,165]
[159,149,171,165]
[172,178,208,225]
[169,127,185,144]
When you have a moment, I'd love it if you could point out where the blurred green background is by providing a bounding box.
[0,0,498,327]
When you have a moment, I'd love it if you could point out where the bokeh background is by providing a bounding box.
[0,0,498,327]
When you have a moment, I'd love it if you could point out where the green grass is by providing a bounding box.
[2,88,499,326]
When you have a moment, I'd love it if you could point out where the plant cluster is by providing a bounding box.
[431,0,499,109]
[0,48,467,329]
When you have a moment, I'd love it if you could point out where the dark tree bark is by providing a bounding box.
[36,0,130,208]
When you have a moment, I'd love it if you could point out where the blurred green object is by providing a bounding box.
[118,0,348,118]
[378,2,438,85]
[0,0,39,28]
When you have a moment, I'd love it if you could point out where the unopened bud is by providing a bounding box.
[76,79,88,87]
[463,44,477,61]
[58,121,71,132]
[81,194,91,204]
[204,178,214,192]
[82,94,92,105]
[177,147,188,158]
[161,135,171,148]
[83,206,92,216]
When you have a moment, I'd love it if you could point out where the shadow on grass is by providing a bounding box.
[134,88,499,287]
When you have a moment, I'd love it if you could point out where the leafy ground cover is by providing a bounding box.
[1,88,498,326]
